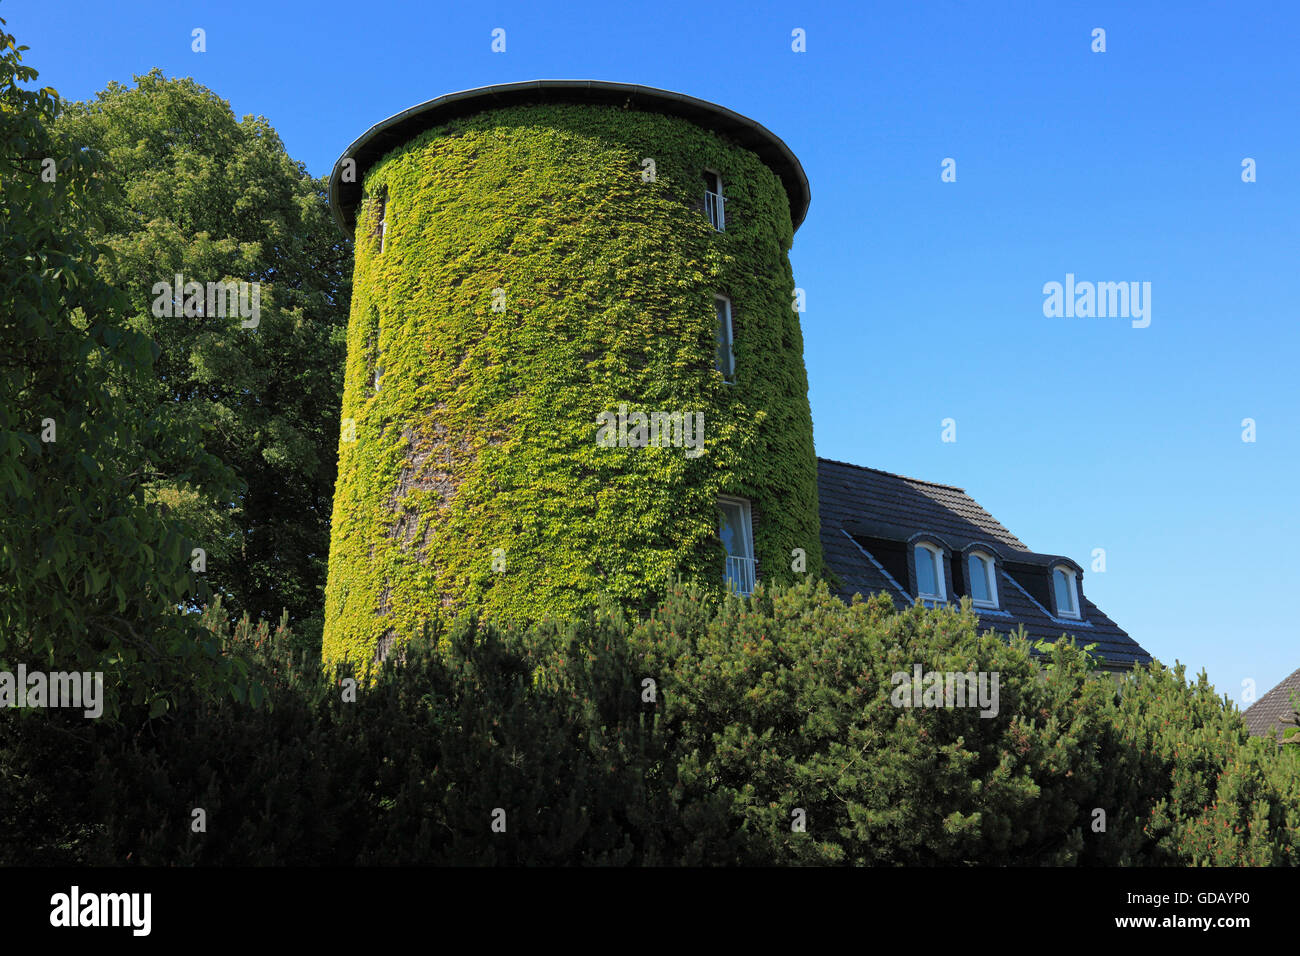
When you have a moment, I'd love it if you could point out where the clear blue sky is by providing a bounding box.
[10,0,1297,704]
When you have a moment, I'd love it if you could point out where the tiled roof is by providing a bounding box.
[817,457,1153,670]
[1242,668,1300,742]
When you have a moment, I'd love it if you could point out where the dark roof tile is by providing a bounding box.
[1242,668,1300,742]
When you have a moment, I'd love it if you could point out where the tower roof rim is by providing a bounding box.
[327,79,810,235]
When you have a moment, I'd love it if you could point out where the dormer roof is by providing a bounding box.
[818,457,1152,670]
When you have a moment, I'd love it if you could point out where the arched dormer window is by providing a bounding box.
[1052,566,1080,619]
[913,541,946,601]
[966,550,998,608]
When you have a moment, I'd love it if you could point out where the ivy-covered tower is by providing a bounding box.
[323,80,821,665]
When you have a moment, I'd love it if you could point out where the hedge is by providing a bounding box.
[3,581,1296,866]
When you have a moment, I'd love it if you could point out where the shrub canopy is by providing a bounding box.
[4,579,1295,866]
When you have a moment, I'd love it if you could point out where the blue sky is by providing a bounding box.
[10,0,1297,703]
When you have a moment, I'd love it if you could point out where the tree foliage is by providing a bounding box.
[0,21,244,718]
[53,69,352,644]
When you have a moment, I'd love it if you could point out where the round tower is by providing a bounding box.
[323,80,821,665]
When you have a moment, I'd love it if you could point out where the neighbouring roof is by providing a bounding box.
[817,457,1153,670]
[328,80,811,235]
[1243,667,1300,742]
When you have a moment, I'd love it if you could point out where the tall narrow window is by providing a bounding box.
[1053,567,1079,618]
[915,543,945,601]
[372,189,388,252]
[718,496,754,596]
[967,551,997,608]
[715,296,735,382]
[366,319,382,393]
[703,170,725,231]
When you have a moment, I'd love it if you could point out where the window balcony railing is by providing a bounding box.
[704,190,725,231]
[725,555,755,597]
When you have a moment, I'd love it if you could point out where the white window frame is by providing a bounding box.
[914,542,946,601]
[714,295,735,383]
[1052,566,1080,619]
[967,550,998,609]
[718,495,755,596]
[703,168,725,231]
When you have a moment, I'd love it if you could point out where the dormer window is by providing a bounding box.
[703,170,725,231]
[1053,566,1079,618]
[914,542,945,601]
[967,551,998,608]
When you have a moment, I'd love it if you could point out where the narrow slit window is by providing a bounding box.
[372,189,388,252]
[715,296,734,382]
